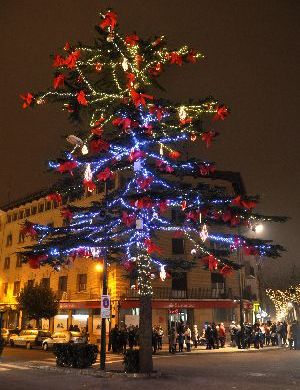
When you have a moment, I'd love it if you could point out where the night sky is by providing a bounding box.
[0,1,299,286]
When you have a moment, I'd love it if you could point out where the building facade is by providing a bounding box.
[0,173,259,342]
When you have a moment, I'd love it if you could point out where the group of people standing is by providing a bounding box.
[108,324,139,353]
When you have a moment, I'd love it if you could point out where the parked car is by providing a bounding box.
[9,329,51,349]
[42,331,85,351]
[1,328,10,344]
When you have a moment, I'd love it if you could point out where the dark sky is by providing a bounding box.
[0,0,299,286]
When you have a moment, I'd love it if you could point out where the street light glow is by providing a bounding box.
[255,224,264,234]
[95,263,103,272]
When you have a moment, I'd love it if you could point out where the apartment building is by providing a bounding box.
[0,172,259,342]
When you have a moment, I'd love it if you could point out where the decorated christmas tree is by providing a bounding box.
[20,10,286,372]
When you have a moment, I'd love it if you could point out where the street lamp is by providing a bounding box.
[254,224,264,234]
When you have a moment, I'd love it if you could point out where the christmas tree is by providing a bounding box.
[20,10,286,372]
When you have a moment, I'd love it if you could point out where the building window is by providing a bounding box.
[4,257,10,270]
[18,231,25,243]
[31,205,37,215]
[38,203,45,213]
[45,201,52,211]
[77,274,87,292]
[13,281,20,296]
[3,283,8,296]
[172,272,187,291]
[27,279,35,288]
[58,276,68,292]
[41,278,50,289]
[172,238,184,254]
[25,208,30,217]
[16,254,22,268]
[6,234,12,247]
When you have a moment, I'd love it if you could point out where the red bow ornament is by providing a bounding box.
[243,246,259,256]
[166,52,182,65]
[52,54,65,68]
[53,74,65,89]
[90,139,109,154]
[20,221,37,238]
[130,88,153,108]
[230,215,241,227]
[112,117,138,132]
[137,176,153,190]
[202,255,218,271]
[187,50,197,63]
[64,50,80,69]
[158,200,169,214]
[168,151,181,160]
[131,197,153,209]
[56,161,78,174]
[213,105,229,122]
[20,92,33,109]
[100,11,118,30]
[187,210,200,222]
[97,167,114,182]
[201,131,217,148]
[125,33,139,46]
[129,149,145,162]
[28,254,48,269]
[155,160,174,173]
[222,209,232,223]
[77,90,88,106]
[199,163,215,176]
[122,211,136,227]
[83,180,96,192]
[241,200,257,210]
[144,239,162,254]
[149,105,164,121]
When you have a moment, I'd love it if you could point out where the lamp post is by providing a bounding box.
[100,257,107,370]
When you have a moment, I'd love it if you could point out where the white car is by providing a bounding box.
[42,330,85,351]
[9,329,51,349]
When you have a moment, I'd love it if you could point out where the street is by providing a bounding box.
[1,346,299,389]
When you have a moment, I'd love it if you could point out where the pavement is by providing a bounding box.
[0,345,299,389]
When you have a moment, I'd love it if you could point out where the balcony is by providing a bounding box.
[122,286,233,300]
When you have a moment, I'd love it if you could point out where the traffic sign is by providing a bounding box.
[101,295,110,319]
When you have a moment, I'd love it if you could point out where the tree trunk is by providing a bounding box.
[139,294,153,373]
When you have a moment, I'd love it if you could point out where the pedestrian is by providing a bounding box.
[287,322,294,350]
[185,325,192,352]
[192,325,199,348]
[212,323,219,349]
[110,324,120,353]
[169,322,177,354]
[219,323,226,348]
[177,331,184,352]
[157,326,164,350]
[265,322,271,346]
[152,327,158,354]
[205,324,214,350]
[128,326,135,349]
[229,321,237,347]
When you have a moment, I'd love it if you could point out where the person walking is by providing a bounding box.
[192,325,199,348]
[185,325,192,352]
[177,331,184,352]
[169,322,177,354]
[219,323,226,348]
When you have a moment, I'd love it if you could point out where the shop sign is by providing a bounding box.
[169,309,179,314]
[101,295,110,319]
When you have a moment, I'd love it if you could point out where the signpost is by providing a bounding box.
[101,295,110,319]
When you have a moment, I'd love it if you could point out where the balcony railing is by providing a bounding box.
[122,287,233,300]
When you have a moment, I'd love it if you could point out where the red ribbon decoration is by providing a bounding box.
[130,197,153,209]
[20,221,37,238]
[64,50,80,69]
[129,149,145,162]
[125,33,139,46]
[27,254,48,269]
[149,106,164,121]
[201,131,217,148]
[53,74,65,89]
[158,200,169,214]
[202,255,218,271]
[186,210,200,222]
[56,161,78,174]
[137,176,153,190]
[90,139,110,154]
[77,90,88,106]
[46,193,62,203]
[144,239,162,254]
[112,117,138,132]
[61,207,73,221]
[52,54,65,68]
[155,160,174,173]
[187,50,197,63]
[20,93,33,109]
[97,167,114,182]
[180,117,192,126]
[166,52,182,65]
[231,196,256,210]
[130,88,153,108]
[220,265,233,276]
[126,72,135,87]
[149,63,162,77]
[64,42,71,51]
[243,246,259,256]
[100,11,118,30]
[213,105,229,122]
[122,211,136,227]
[230,215,241,227]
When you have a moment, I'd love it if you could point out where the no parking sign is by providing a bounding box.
[101,295,110,319]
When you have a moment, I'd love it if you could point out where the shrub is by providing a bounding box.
[54,344,98,368]
[123,349,140,373]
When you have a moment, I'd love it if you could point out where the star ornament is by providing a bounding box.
[200,224,209,242]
